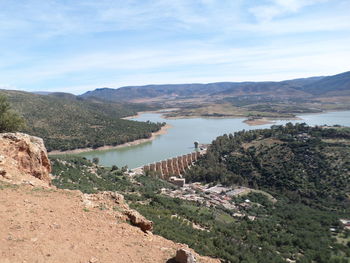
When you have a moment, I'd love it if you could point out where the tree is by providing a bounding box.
[0,94,25,132]
[92,157,99,165]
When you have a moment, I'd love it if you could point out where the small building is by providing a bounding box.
[169,176,185,187]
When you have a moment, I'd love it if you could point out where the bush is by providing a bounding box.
[0,95,25,132]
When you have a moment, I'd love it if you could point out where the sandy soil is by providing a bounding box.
[243,118,275,126]
[49,124,172,155]
[121,111,153,120]
[0,184,219,263]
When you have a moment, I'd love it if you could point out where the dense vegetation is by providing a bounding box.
[0,90,163,151]
[0,94,25,132]
[51,155,175,194]
[51,126,350,263]
[185,123,350,205]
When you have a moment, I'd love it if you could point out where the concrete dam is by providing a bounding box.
[142,150,206,186]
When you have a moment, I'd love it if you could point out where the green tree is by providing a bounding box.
[92,157,99,165]
[0,94,25,132]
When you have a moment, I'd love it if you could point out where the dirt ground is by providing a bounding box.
[0,184,219,263]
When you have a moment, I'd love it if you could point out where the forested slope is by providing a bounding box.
[186,124,350,204]
[0,90,163,151]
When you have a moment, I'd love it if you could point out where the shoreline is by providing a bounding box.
[243,118,275,126]
[121,111,154,120]
[122,108,180,120]
[243,116,302,126]
[164,113,302,125]
[48,124,172,155]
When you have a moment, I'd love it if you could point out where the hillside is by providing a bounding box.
[185,124,350,203]
[0,132,218,263]
[80,71,350,120]
[0,90,163,151]
[0,183,222,263]
[50,124,350,263]
[296,71,350,96]
[80,71,350,103]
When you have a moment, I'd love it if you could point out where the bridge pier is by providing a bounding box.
[167,159,174,176]
[187,153,192,164]
[191,152,197,162]
[150,163,156,172]
[172,157,180,176]
[155,162,163,178]
[161,160,168,178]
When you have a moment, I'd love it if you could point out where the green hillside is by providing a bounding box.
[182,124,350,262]
[186,124,350,204]
[0,90,163,151]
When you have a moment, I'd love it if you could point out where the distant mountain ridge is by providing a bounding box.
[80,71,350,102]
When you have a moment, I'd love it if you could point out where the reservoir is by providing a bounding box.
[79,110,350,168]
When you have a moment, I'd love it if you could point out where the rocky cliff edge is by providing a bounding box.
[0,133,219,263]
[0,132,51,187]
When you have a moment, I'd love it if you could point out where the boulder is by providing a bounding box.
[124,209,153,232]
[175,249,196,263]
[0,133,51,186]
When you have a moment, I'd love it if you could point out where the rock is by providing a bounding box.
[0,132,51,186]
[124,209,153,232]
[82,191,128,210]
[89,257,98,263]
[175,249,196,263]
[81,191,153,232]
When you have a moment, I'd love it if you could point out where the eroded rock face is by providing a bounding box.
[0,133,51,186]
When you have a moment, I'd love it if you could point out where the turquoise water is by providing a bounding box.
[80,111,350,168]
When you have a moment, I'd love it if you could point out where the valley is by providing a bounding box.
[2,2,350,262]
[50,123,350,262]
[1,71,350,157]
[1,70,350,263]
[78,110,350,168]
[82,71,350,121]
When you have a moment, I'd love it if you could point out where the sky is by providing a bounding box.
[0,0,349,94]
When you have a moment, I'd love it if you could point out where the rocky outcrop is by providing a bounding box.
[82,191,153,232]
[0,132,51,186]
[124,209,153,232]
[175,249,197,263]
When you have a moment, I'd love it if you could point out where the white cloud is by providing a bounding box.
[0,84,17,90]
[0,0,349,93]
[2,35,348,94]
[249,0,328,22]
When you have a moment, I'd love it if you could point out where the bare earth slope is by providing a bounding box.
[0,133,218,263]
[0,184,218,263]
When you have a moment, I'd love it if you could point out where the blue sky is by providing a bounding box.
[0,0,349,94]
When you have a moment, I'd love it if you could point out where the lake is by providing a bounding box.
[79,111,350,168]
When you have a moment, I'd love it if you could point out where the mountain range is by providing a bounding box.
[80,71,350,102]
